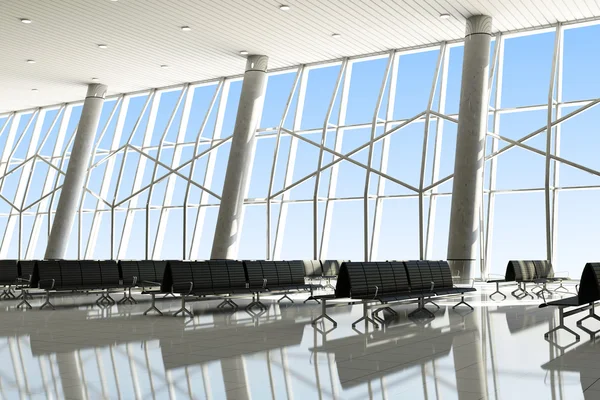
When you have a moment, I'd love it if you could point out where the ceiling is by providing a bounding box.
[1,0,599,113]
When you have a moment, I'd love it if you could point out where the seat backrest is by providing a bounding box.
[137,260,156,282]
[288,260,306,285]
[37,260,62,289]
[153,261,167,283]
[208,260,230,291]
[438,261,454,288]
[404,260,427,291]
[374,262,395,295]
[59,260,82,288]
[274,261,292,286]
[302,260,322,278]
[260,261,280,287]
[335,262,367,298]
[0,260,18,284]
[80,260,102,287]
[165,261,193,292]
[19,260,39,286]
[244,261,265,289]
[533,260,554,279]
[506,260,536,281]
[119,260,139,284]
[388,261,410,293]
[428,261,451,289]
[225,260,247,290]
[322,260,345,277]
[578,263,600,304]
[99,260,120,286]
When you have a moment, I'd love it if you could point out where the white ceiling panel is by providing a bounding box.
[1,0,599,113]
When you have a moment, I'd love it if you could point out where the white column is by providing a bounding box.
[46,83,107,259]
[447,15,492,282]
[211,55,268,259]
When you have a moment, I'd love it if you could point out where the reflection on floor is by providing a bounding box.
[0,285,598,399]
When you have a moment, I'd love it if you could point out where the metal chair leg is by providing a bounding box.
[16,289,32,310]
[40,290,55,310]
[408,298,436,319]
[277,293,293,303]
[143,293,163,316]
[576,305,600,336]
[453,295,474,310]
[490,282,507,301]
[173,296,193,317]
[352,302,379,329]
[553,281,571,293]
[311,299,337,327]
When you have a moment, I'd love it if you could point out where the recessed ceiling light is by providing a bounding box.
[20,18,32,24]
[239,50,248,55]
[31,89,38,92]
[160,64,169,68]
[26,59,36,64]
[439,13,451,19]
[331,33,341,38]
[97,44,108,49]
[92,78,99,82]
[180,26,192,31]
[279,5,291,11]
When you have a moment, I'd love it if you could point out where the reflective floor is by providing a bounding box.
[0,284,598,400]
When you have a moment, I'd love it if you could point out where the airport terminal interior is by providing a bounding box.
[3,1,600,399]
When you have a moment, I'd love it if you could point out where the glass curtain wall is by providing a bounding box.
[0,22,599,278]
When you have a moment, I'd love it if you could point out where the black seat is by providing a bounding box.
[119,260,139,286]
[99,260,121,288]
[38,260,61,290]
[0,260,18,285]
[80,260,103,289]
[302,260,323,279]
[59,260,82,290]
[164,261,193,294]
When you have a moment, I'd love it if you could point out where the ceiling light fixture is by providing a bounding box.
[331,33,341,38]
[97,44,108,49]
[31,89,38,92]
[279,5,290,11]
[239,50,248,55]
[20,18,32,24]
[92,78,99,82]
[160,64,169,68]
[439,13,451,19]
[26,59,36,64]
[181,26,192,31]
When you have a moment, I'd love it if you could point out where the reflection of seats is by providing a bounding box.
[541,339,600,393]
[160,319,305,369]
[310,314,473,388]
[0,260,19,298]
[490,305,556,334]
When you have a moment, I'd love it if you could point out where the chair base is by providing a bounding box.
[453,295,474,310]
[40,290,55,310]
[490,282,507,301]
[173,296,193,317]
[16,289,32,310]
[143,293,163,316]
[311,298,337,328]
[352,302,379,329]
[277,293,293,303]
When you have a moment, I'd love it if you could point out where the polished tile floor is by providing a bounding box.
[0,283,597,400]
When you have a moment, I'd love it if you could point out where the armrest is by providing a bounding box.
[430,281,435,292]
[39,279,55,290]
[372,285,379,300]
[16,276,31,283]
[141,280,160,290]
[262,278,267,289]
[172,282,193,295]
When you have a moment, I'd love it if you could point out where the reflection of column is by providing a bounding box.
[46,84,107,259]
[452,296,488,399]
[447,15,493,282]
[57,353,86,400]
[215,312,251,399]
[211,55,268,259]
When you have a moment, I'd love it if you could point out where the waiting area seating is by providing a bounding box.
[311,260,476,329]
[119,260,167,304]
[540,262,600,348]
[488,260,571,300]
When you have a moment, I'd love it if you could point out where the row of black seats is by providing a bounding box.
[488,260,570,300]
[142,260,322,316]
[312,260,476,327]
